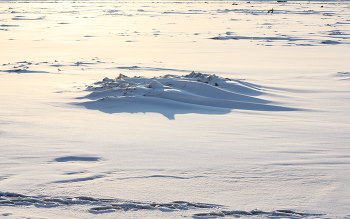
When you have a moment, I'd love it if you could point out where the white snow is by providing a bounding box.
[1,1,350,218]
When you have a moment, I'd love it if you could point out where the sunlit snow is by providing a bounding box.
[1,0,350,218]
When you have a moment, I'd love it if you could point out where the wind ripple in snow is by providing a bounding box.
[0,192,323,218]
[193,209,324,218]
[0,192,218,213]
[77,72,298,119]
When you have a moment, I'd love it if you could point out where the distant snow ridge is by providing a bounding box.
[0,192,323,217]
[81,72,296,113]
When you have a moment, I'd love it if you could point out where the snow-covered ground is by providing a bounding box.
[1,1,350,218]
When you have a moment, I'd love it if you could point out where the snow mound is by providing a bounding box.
[78,72,297,118]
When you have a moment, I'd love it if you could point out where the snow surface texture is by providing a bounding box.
[1,1,350,219]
